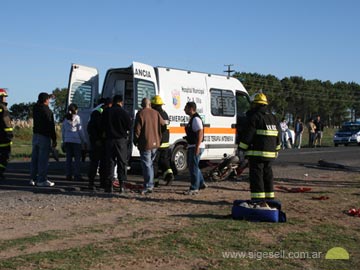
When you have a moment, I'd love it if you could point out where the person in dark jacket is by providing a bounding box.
[294,116,304,149]
[314,115,324,147]
[30,92,57,187]
[102,95,131,193]
[151,95,174,187]
[0,88,13,180]
[87,98,112,190]
[238,93,281,201]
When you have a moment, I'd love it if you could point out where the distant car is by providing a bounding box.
[333,122,360,146]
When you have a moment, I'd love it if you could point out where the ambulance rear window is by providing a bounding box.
[69,81,93,109]
[210,89,235,117]
[135,79,156,109]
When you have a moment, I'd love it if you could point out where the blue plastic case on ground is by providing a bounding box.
[232,200,286,222]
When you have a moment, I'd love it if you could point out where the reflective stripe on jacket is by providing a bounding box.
[0,102,13,145]
[238,106,281,160]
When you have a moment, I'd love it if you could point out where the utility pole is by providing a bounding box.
[224,64,234,77]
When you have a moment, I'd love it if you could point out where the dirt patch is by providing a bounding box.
[1,162,360,268]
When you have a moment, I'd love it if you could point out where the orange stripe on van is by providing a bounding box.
[169,127,235,134]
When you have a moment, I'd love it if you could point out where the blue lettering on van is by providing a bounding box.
[135,69,151,78]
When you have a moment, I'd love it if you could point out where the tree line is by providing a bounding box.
[9,88,67,123]
[9,73,360,128]
[234,72,360,127]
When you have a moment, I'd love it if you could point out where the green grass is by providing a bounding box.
[0,232,60,252]
[0,244,109,270]
[298,126,334,147]
[11,126,33,158]
[11,126,63,158]
[0,216,358,270]
[319,127,335,146]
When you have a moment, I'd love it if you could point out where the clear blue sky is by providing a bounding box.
[1,0,359,107]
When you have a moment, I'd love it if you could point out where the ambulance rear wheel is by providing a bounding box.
[171,144,187,174]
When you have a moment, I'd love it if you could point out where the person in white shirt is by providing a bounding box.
[183,101,207,195]
[280,118,289,149]
[62,103,86,181]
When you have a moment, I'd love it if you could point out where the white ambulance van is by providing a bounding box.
[67,62,250,172]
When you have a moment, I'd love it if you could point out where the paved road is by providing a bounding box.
[0,145,359,194]
[275,146,360,166]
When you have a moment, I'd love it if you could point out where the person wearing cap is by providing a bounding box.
[0,88,13,180]
[238,93,281,201]
[29,92,57,187]
[151,95,174,187]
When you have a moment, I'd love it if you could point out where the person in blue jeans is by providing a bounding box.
[183,101,207,195]
[139,148,157,192]
[30,93,57,187]
[280,118,288,149]
[134,98,165,195]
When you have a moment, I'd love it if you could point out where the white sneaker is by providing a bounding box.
[141,188,153,195]
[29,180,36,186]
[36,180,55,187]
[183,189,199,195]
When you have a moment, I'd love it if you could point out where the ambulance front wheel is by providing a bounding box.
[171,144,188,174]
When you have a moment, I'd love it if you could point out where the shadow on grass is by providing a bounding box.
[0,160,238,206]
[274,177,360,188]
[171,212,233,219]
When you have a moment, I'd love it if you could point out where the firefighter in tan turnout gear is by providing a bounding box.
[238,93,281,200]
[151,95,174,186]
[0,88,13,181]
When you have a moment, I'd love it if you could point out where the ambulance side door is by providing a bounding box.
[67,64,99,145]
[131,62,158,157]
[132,62,158,109]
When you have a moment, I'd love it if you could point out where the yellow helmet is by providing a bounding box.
[252,93,268,105]
[151,95,164,105]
